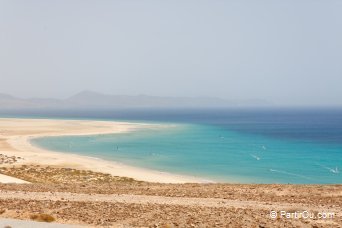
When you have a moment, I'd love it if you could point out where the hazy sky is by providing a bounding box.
[0,0,341,106]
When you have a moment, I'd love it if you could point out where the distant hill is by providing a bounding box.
[0,91,270,110]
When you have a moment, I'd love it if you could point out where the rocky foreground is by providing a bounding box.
[0,165,341,227]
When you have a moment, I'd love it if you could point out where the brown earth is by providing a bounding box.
[0,165,341,227]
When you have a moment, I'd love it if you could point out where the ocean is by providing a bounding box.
[28,108,342,184]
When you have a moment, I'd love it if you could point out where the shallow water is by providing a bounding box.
[31,108,342,184]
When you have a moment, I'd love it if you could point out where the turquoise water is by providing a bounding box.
[32,122,342,184]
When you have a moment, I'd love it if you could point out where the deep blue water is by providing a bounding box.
[25,108,342,184]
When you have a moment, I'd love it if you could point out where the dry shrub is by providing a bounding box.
[30,213,55,222]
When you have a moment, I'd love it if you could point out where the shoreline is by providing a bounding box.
[1,118,341,227]
[0,118,210,184]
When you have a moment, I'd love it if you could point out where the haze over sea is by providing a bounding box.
[29,108,342,184]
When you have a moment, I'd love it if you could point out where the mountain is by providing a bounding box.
[0,91,270,110]
[66,91,240,108]
[0,93,40,109]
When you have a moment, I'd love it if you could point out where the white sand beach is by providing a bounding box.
[0,118,205,183]
[0,174,28,184]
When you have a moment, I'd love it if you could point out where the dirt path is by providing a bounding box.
[0,190,339,213]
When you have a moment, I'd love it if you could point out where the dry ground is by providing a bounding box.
[0,165,341,227]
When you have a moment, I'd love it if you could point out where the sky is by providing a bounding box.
[0,0,341,106]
